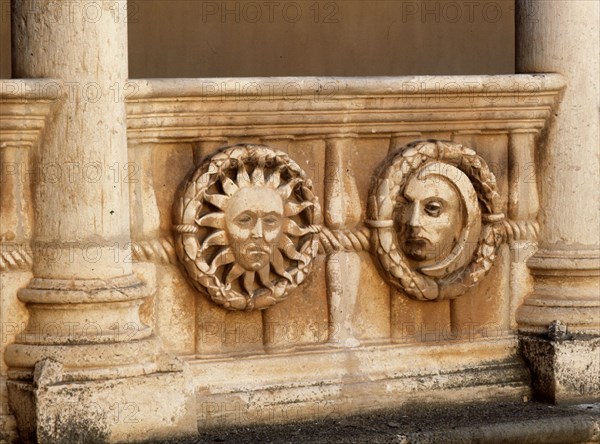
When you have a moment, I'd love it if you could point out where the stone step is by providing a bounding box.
[158,402,599,444]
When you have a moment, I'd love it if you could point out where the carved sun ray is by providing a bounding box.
[225,263,245,284]
[266,166,283,189]
[279,235,307,263]
[208,246,235,274]
[221,176,239,196]
[251,158,266,186]
[283,219,310,237]
[284,201,313,217]
[243,271,255,294]
[196,212,226,230]
[201,230,228,251]
[236,163,251,188]
[271,248,293,283]
[257,264,274,291]
[203,193,229,211]
[277,177,302,200]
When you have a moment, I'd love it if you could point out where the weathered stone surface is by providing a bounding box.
[8,361,196,443]
[5,0,597,439]
[191,337,530,429]
[367,140,504,301]
[513,0,600,410]
[2,1,200,440]
[515,0,600,336]
[521,334,600,405]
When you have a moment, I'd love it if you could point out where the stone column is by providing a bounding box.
[324,134,361,347]
[6,1,195,441]
[515,0,600,403]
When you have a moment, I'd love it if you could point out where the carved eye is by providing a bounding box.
[263,215,280,227]
[235,213,254,226]
[424,201,443,217]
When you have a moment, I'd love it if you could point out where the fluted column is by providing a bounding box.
[516,0,600,404]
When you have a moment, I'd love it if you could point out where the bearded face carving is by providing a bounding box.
[225,187,284,272]
[395,173,464,267]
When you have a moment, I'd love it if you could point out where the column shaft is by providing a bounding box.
[516,0,600,334]
[7,0,159,379]
[12,0,132,277]
[515,0,600,405]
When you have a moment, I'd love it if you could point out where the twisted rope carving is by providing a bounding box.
[131,238,177,265]
[0,220,536,271]
[502,219,539,242]
[313,225,371,254]
[0,244,33,271]
[132,218,535,265]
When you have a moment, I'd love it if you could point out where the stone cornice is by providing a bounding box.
[0,79,60,149]
[126,74,565,144]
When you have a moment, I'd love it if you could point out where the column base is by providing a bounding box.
[8,358,196,444]
[520,333,600,405]
[518,249,600,335]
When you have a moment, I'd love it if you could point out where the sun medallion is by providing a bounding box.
[173,144,321,311]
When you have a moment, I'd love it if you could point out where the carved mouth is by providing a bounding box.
[405,237,429,246]
[402,238,431,261]
[242,242,270,260]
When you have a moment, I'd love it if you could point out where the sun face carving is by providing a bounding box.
[173,144,320,311]
[225,187,284,273]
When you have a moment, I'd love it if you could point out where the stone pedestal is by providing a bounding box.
[520,334,600,405]
[516,0,600,403]
[8,359,196,443]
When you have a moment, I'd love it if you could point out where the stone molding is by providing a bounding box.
[517,249,600,334]
[0,79,59,148]
[125,75,565,142]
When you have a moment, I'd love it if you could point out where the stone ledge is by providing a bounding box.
[161,402,600,444]
[125,74,565,142]
[187,338,530,429]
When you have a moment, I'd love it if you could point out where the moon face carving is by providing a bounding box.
[367,140,504,301]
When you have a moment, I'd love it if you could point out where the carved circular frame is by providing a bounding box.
[172,144,321,311]
[367,140,506,301]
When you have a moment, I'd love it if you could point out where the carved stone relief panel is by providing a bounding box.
[367,140,506,301]
[172,144,321,311]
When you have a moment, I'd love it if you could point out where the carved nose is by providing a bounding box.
[251,218,263,238]
[408,202,421,227]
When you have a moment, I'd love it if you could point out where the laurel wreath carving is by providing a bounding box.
[367,140,506,301]
[172,144,320,311]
